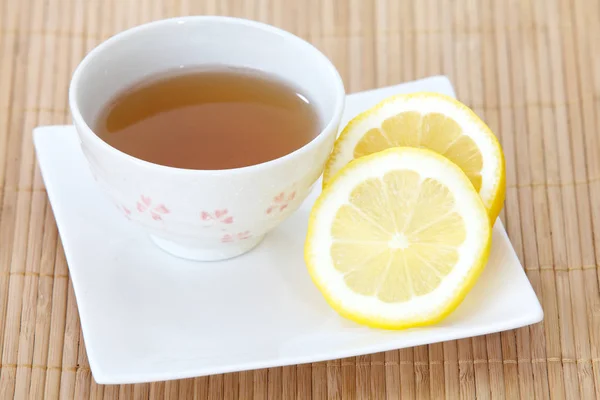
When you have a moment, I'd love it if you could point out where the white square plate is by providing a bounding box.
[34,76,543,384]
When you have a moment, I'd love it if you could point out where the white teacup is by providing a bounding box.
[69,16,345,261]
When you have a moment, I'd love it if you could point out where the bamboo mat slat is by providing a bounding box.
[1,0,599,398]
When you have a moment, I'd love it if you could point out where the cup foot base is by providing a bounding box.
[150,235,265,261]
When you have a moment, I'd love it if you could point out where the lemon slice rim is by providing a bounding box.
[306,147,492,329]
[323,92,505,223]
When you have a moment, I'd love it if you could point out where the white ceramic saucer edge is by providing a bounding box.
[34,75,542,384]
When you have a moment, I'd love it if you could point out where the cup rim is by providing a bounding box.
[69,16,345,175]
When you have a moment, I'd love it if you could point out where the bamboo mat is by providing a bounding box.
[0,0,599,398]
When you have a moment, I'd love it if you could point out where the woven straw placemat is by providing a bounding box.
[1,0,599,398]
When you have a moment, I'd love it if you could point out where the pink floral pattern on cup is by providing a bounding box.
[201,209,234,225]
[221,231,251,243]
[266,190,296,215]
[136,195,170,221]
[114,203,132,219]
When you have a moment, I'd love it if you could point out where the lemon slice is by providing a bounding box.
[306,147,491,329]
[324,93,505,222]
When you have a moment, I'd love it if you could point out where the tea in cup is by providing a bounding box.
[69,16,345,261]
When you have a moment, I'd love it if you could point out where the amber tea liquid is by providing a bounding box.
[95,67,321,170]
